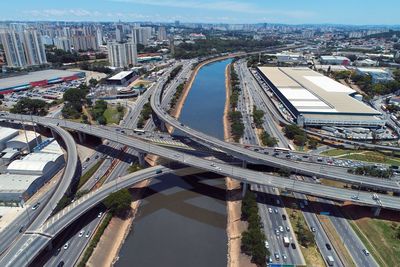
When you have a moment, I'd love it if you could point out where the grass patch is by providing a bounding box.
[128,163,142,173]
[78,159,104,189]
[322,149,400,166]
[283,197,325,267]
[104,106,124,125]
[347,217,400,267]
[77,212,113,267]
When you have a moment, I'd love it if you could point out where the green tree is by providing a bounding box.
[103,189,132,216]
[10,98,48,116]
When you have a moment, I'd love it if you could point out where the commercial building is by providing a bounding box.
[0,69,85,94]
[0,138,64,202]
[6,131,41,152]
[256,67,384,127]
[0,29,47,68]
[107,42,137,68]
[276,52,305,64]
[356,68,394,84]
[107,71,136,86]
[320,55,350,66]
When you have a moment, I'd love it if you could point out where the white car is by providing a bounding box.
[98,212,103,218]
[265,241,269,249]
[85,231,91,238]
[63,242,69,250]
[279,226,284,232]
[79,230,84,237]
[268,208,273,213]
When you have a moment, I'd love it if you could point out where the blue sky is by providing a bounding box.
[1,0,399,25]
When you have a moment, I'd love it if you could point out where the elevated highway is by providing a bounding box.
[148,78,400,192]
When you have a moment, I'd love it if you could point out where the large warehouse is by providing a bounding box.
[0,69,86,94]
[256,67,385,127]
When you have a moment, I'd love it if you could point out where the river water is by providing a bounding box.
[116,59,232,267]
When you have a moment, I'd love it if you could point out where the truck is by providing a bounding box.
[283,236,290,247]
[327,255,335,266]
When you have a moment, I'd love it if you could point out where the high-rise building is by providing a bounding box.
[0,29,47,67]
[54,37,72,52]
[107,42,137,68]
[71,35,99,51]
[22,30,47,66]
[132,27,152,45]
[115,24,125,43]
[157,26,167,41]
[96,27,103,47]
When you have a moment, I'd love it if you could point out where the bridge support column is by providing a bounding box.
[138,152,146,167]
[242,182,247,198]
[373,206,382,217]
[159,121,166,132]
[46,241,53,251]
[242,160,247,168]
[78,132,86,143]
[50,129,57,139]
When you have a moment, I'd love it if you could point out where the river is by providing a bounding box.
[116,59,232,267]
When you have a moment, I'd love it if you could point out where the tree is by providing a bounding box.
[89,78,98,88]
[10,98,48,116]
[103,189,132,216]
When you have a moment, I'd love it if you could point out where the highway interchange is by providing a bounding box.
[0,55,398,266]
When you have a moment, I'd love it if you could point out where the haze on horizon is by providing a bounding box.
[1,0,399,25]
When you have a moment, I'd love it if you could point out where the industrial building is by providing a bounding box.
[320,55,350,66]
[0,138,64,203]
[107,71,136,86]
[356,68,394,84]
[256,67,385,127]
[0,69,86,94]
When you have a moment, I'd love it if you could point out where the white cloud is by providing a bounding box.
[108,0,314,19]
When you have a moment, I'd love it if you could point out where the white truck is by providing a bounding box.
[327,255,335,266]
[283,236,290,247]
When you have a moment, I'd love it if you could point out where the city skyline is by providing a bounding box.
[1,0,400,25]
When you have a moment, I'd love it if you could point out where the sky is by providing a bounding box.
[1,0,399,25]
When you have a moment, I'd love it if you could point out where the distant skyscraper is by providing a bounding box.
[132,27,152,45]
[115,24,125,43]
[157,26,167,41]
[107,42,137,68]
[72,35,98,51]
[96,27,103,46]
[175,20,180,27]
[0,29,47,67]
[54,37,72,52]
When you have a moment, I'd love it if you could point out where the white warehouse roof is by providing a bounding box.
[40,139,64,155]
[7,131,38,144]
[0,128,19,143]
[108,71,133,81]
[0,174,40,192]
[7,160,53,173]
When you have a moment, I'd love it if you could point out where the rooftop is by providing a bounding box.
[258,67,381,116]
[108,71,133,81]
[0,69,82,90]
[7,131,38,144]
[0,128,19,143]
[0,174,40,192]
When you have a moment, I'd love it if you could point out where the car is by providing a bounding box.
[268,208,273,213]
[57,261,64,267]
[63,242,69,250]
[351,195,359,200]
[79,230,85,237]
[98,212,103,218]
[362,249,370,256]
[274,252,280,260]
[54,247,61,256]
[282,214,287,220]
[311,226,316,232]
[291,243,296,249]
[85,230,91,238]
[95,155,99,159]
[265,241,269,249]
[211,163,216,167]
[282,254,287,262]
[19,225,24,233]
[274,208,278,214]
[156,169,163,174]
[31,202,40,210]
[326,243,332,250]
[275,229,280,235]
[267,256,273,263]
[279,226,284,232]
[286,226,290,232]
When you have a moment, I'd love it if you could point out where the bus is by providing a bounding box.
[133,128,145,133]
[274,147,290,153]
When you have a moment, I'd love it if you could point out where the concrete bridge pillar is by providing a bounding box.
[46,241,53,251]
[50,129,57,139]
[242,182,247,198]
[242,160,247,168]
[373,206,382,217]
[159,121,166,132]
[78,132,86,143]
[138,152,146,167]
